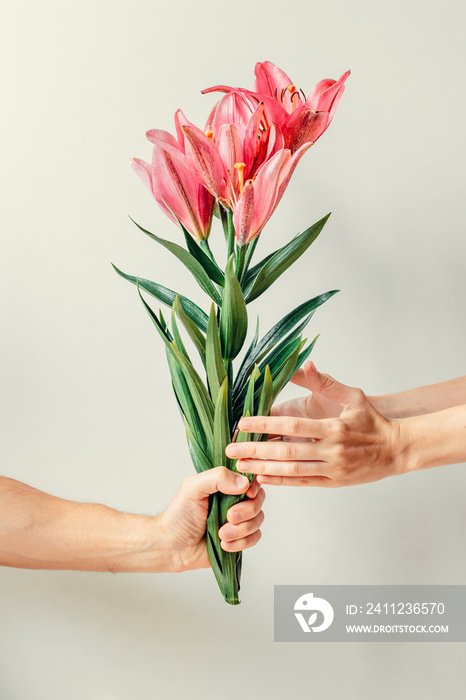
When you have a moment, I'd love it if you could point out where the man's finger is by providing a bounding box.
[181,467,249,500]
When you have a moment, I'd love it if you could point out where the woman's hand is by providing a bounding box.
[225,362,410,488]
[159,467,265,571]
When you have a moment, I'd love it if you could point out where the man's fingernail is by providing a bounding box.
[227,445,240,457]
[236,475,249,488]
[239,419,253,430]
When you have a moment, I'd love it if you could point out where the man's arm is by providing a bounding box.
[0,469,265,572]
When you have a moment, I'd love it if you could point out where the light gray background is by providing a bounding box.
[1,1,465,699]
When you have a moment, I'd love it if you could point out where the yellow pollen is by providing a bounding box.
[205,130,214,141]
[234,162,246,194]
[287,85,296,93]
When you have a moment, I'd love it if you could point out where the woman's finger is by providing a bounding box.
[257,474,334,487]
[226,438,323,463]
[237,459,328,477]
[237,415,327,439]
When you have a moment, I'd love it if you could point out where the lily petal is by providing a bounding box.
[253,60,294,98]
[233,179,255,246]
[182,124,228,201]
[283,107,329,152]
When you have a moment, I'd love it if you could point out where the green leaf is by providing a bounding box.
[219,255,248,361]
[129,217,222,305]
[112,264,209,332]
[206,304,227,401]
[183,418,212,473]
[170,305,189,360]
[293,334,320,379]
[182,227,225,286]
[137,287,214,457]
[173,294,206,367]
[243,365,260,419]
[242,250,275,289]
[234,290,338,394]
[257,365,274,417]
[213,376,231,470]
[270,341,304,401]
[244,214,331,303]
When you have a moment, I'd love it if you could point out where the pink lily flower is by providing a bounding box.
[181,92,285,210]
[233,142,312,245]
[202,61,350,153]
[131,112,215,241]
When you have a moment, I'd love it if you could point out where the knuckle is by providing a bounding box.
[332,444,346,462]
[352,387,366,404]
[320,373,335,390]
[182,474,196,490]
[281,443,295,460]
[289,462,303,477]
[248,443,258,458]
[287,417,302,434]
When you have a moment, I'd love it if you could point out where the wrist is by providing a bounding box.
[396,406,466,474]
[114,512,179,574]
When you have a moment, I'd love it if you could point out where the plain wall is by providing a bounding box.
[1,1,465,698]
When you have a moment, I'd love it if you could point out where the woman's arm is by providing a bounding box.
[0,468,265,572]
[368,376,466,419]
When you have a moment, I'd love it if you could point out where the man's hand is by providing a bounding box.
[159,467,265,571]
[225,362,409,488]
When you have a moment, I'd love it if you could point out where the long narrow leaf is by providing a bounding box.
[206,304,227,401]
[174,294,206,366]
[137,287,214,456]
[213,376,231,470]
[182,227,225,286]
[129,217,222,305]
[234,290,338,392]
[219,254,248,361]
[184,418,212,473]
[244,214,331,303]
[256,365,274,417]
[170,305,189,360]
[112,264,209,332]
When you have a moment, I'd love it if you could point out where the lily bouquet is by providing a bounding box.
[114,61,348,604]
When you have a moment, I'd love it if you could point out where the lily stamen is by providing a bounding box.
[288,85,299,111]
[205,130,214,142]
[234,162,246,194]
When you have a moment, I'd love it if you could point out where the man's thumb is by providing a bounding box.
[183,467,249,500]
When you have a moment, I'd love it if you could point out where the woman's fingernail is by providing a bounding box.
[239,419,252,430]
[227,445,240,457]
[221,527,235,540]
[236,475,249,488]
